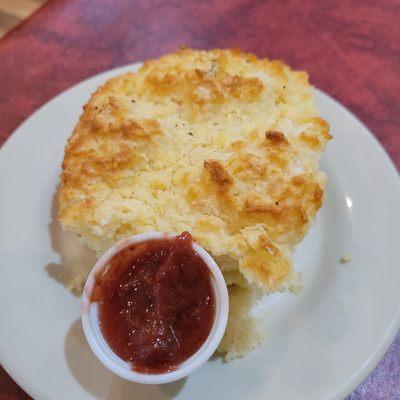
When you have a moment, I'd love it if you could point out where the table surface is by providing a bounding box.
[0,0,399,399]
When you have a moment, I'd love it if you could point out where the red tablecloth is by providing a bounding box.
[0,0,399,399]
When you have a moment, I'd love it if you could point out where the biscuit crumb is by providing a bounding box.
[339,254,352,264]
[66,273,87,294]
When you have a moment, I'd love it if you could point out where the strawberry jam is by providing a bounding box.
[91,232,215,374]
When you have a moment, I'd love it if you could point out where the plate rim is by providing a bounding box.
[1,61,400,400]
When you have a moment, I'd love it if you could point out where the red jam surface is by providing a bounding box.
[91,232,215,374]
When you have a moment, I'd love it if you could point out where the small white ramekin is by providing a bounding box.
[81,231,229,384]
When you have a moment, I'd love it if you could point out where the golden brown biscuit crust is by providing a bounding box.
[59,48,331,292]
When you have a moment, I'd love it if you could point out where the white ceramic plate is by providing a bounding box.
[1,62,400,400]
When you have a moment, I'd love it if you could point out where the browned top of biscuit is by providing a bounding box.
[59,48,331,291]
